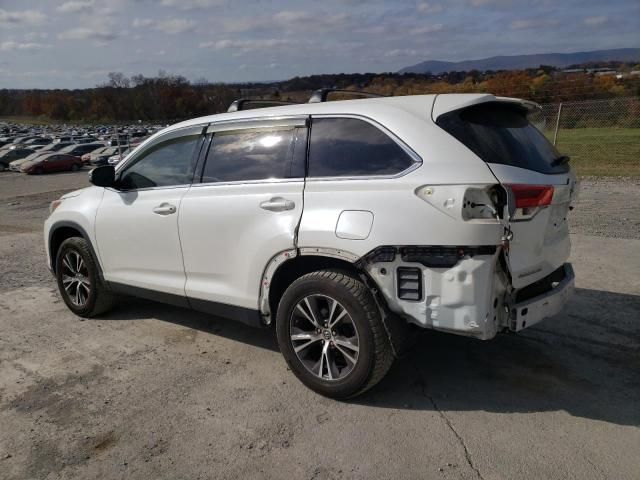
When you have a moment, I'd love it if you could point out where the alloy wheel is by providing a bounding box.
[289,294,360,381]
[61,250,91,306]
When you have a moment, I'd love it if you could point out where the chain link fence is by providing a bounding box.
[529,96,640,177]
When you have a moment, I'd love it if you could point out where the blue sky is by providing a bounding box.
[0,0,638,88]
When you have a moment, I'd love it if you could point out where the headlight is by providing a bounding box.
[49,199,63,214]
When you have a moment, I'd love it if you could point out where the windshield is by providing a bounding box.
[436,102,569,175]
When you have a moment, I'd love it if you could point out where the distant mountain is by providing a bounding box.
[398,48,640,74]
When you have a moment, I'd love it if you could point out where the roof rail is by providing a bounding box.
[227,99,299,113]
[308,88,385,103]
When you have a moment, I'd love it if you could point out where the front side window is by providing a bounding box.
[308,117,415,177]
[202,128,295,183]
[119,135,199,189]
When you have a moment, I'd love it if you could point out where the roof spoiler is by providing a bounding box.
[431,94,542,121]
[308,88,386,103]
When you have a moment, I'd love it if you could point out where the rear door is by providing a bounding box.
[179,118,307,314]
[436,100,577,288]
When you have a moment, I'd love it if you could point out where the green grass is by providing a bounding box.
[545,128,640,177]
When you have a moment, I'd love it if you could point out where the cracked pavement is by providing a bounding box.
[0,171,639,479]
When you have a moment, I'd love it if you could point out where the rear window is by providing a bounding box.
[436,102,568,174]
[308,117,415,178]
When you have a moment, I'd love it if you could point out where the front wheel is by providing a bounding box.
[70,163,80,171]
[276,270,393,399]
[55,237,115,317]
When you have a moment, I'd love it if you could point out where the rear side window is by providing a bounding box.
[119,135,199,189]
[202,128,295,183]
[436,102,568,174]
[308,117,415,178]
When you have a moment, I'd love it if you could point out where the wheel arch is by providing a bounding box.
[48,221,105,281]
[262,250,363,324]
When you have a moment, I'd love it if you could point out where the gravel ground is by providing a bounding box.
[0,171,639,479]
[570,176,640,239]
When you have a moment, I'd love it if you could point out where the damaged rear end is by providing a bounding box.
[362,95,577,340]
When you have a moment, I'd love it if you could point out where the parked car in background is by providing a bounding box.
[20,153,83,174]
[85,147,120,166]
[58,143,105,158]
[3,148,37,171]
[106,147,131,165]
[23,137,52,146]
[27,141,75,158]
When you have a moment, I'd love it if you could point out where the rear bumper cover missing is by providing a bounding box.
[510,263,575,332]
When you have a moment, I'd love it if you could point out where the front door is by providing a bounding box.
[94,126,203,298]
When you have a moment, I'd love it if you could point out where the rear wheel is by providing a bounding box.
[276,270,393,398]
[70,163,80,171]
[55,237,115,317]
[34,166,44,175]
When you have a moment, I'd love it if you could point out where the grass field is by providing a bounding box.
[548,128,640,177]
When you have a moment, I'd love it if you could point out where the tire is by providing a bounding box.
[34,167,44,175]
[55,237,115,317]
[276,270,394,399]
[70,163,80,171]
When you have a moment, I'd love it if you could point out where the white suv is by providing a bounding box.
[44,93,577,398]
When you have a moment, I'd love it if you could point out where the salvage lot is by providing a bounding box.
[0,171,639,479]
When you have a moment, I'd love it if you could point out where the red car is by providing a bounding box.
[20,153,83,174]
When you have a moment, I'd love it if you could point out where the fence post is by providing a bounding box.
[553,102,563,146]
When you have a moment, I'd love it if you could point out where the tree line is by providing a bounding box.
[1,65,638,123]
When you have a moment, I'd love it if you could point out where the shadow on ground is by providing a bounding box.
[97,287,640,427]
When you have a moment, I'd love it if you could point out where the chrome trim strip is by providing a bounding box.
[190,177,304,189]
[206,116,308,134]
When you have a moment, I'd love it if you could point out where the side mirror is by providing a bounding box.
[89,165,115,188]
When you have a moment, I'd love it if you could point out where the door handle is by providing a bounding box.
[259,197,295,212]
[152,203,177,215]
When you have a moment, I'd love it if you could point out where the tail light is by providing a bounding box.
[508,184,554,220]
[509,185,554,208]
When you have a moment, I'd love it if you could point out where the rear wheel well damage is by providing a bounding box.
[263,252,416,357]
[266,255,360,321]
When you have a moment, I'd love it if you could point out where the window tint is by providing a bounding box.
[308,118,414,177]
[119,135,199,189]
[436,102,568,174]
[202,128,295,183]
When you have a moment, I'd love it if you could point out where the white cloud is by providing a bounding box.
[58,27,118,41]
[470,0,511,6]
[57,1,95,14]
[417,3,443,14]
[0,9,45,27]
[0,41,49,51]
[24,32,49,41]
[160,0,224,9]
[220,10,352,34]
[584,16,607,26]
[410,23,443,35]
[156,18,195,34]
[384,48,421,57]
[132,18,194,34]
[509,18,559,30]
[510,19,533,29]
[200,38,290,51]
